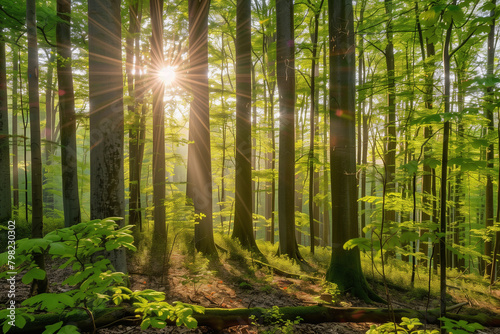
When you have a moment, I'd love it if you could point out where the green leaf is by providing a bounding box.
[42,321,63,334]
[57,325,80,334]
[22,267,46,284]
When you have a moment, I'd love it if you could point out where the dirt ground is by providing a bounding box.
[1,251,500,333]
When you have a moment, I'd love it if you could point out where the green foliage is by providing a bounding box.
[134,300,204,330]
[366,317,439,334]
[250,306,302,334]
[438,317,484,334]
[0,219,203,333]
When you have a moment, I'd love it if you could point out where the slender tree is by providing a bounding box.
[27,0,47,294]
[12,46,19,209]
[57,0,81,227]
[127,0,143,234]
[325,0,381,302]
[484,0,496,277]
[232,0,260,252]
[0,25,11,224]
[187,0,218,257]
[276,0,304,264]
[150,0,167,261]
[88,0,126,272]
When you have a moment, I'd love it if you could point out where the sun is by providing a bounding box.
[158,66,176,85]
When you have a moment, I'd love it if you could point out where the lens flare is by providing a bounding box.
[158,66,176,85]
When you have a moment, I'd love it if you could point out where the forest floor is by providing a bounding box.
[2,245,500,333]
[105,248,500,334]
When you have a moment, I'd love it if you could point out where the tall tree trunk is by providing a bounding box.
[88,0,126,273]
[384,0,397,238]
[57,0,81,227]
[276,0,307,267]
[43,52,55,214]
[150,0,167,264]
[440,14,454,333]
[12,46,19,209]
[187,0,218,257]
[416,0,435,268]
[27,0,47,294]
[128,1,143,235]
[321,31,330,248]
[232,0,260,253]
[326,0,381,302]
[0,26,11,223]
[485,0,496,278]
[308,0,324,253]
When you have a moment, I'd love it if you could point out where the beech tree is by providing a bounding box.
[88,0,126,272]
[150,0,167,263]
[325,0,381,302]
[232,0,260,253]
[0,25,10,224]
[187,0,218,257]
[276,0,304,264]
[27,0,47,294]
[56,0,81,227]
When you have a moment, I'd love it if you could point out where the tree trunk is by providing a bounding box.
[88,0,126,273]
[0,26,11,223]
[150,0,167,266]
[127,1,143,235]
[187,0,218,257]
[12,45,19,209]
[308,0,324,253]
[232,0,260,253]
[276,0,307,267]
[43,52,55,215]
[485,0,496,278]
[440,15,454,332]
[326,0,381,303]
[56,0,81,227]
[384,0,397,248]
[27,0,47,294]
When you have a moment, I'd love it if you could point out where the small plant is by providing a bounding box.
[314,280,341,305]
[0,218,204,333]
[250,305,302,334]
[439,317,484,334]
[366,317,439,334]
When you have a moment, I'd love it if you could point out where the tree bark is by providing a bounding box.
[12,45,19,209]
[88,0,126,273]
[232,0,260,253]
[276,0,304,265]
[187,0,218,257]
[150,0,167,267]
[485,0,496,278]
[440,13,454,332]
[326,0,381,303]
[0,25,11,223]
[57,0,81,227]
[27,0,47,294]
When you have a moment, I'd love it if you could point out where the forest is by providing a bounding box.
[0,0,500,333]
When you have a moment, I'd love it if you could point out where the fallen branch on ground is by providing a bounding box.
[6,304,500,333]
